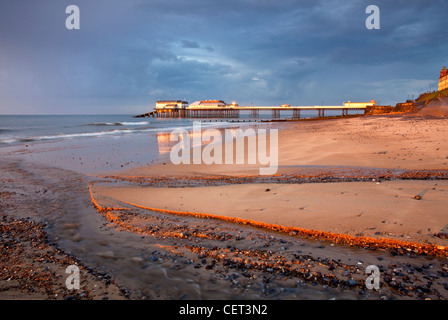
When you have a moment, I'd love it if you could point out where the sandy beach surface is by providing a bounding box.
[101,115,448,246]
[122,114,448,176]
[93,180,448,247]
[2,114,448,300]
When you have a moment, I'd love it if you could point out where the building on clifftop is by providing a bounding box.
[439,66,448,91]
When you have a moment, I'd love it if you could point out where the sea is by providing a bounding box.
[0,115,265,175]
[0,109,364,175]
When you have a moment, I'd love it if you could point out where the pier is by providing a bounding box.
[134,105,368,120]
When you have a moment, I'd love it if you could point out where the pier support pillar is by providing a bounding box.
[293,109,300,119]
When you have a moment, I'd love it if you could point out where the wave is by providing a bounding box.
[0,128,137,144]
[0,120,255,145]
[84,121,150,126]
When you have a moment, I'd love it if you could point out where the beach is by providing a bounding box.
[2,114,448,300]
[100,115,448,245]
[93,180,448,247]
[3,0,448,307]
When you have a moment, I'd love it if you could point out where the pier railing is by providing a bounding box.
[133,106,367,119]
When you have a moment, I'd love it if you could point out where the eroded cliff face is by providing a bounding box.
[365,96,448,117]
[410,96,448,117]
[364,105,396,115]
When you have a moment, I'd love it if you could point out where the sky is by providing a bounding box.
[0,0,447,115]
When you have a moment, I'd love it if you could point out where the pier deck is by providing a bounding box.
[134,105,367,119]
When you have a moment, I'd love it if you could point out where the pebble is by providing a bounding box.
[436,232,448,239]
[348,279,357,287]
[99,251,115,259]
[131,257,144,264]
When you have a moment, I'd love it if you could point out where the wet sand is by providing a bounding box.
[93,180,448,247]
[0,215,126,300]
[121,115,448,177]
[104,115,448,247]
[2,114,448,300]
[88,114,448,299]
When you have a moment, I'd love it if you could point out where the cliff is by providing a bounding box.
[407,96,448,117]
[415,88,448,102]
[364,105,395,115]
[365,94,448,117]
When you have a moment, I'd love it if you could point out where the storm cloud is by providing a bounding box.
[0,0,447,114]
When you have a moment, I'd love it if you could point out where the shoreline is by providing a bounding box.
[112,114,448,179]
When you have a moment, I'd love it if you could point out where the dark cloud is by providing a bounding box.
[0,0,447,114]
[181,40,200,49]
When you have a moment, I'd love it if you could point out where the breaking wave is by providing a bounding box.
[0,129,137,144]
[84,121,150,126]
[0,120,250,145]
